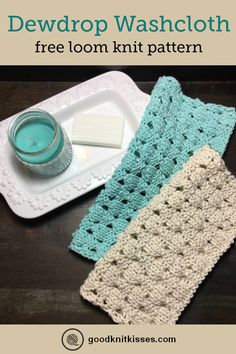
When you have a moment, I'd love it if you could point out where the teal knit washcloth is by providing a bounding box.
[70,76,236,261]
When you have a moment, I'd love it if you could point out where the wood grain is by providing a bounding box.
[0,78,235,324]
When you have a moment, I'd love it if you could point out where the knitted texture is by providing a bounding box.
[70,76,236,261]
[80,146,236,324]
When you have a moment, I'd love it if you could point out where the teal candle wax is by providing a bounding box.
[8,109,72,176]
[15,119,63,164]
[15,120,54,154]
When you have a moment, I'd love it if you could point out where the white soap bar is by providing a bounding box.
[71,113,125,148]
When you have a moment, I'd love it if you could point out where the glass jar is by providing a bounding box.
[8,109,73,176]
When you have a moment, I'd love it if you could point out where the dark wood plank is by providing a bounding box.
[0,77,235,324]
[1,66,236,81]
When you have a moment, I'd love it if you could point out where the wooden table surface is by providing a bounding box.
[0,79,236,324]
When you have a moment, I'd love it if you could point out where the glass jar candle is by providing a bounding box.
[8,109,73,176]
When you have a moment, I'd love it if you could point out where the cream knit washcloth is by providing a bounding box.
[80,146,236,324]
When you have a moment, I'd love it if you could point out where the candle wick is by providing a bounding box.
[30,137,37,146]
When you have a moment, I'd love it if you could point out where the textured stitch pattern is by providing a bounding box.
[70,77,236,261]
[80,146,236,324]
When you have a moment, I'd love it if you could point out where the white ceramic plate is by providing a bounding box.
[0,71,150,218]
